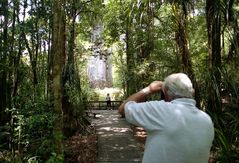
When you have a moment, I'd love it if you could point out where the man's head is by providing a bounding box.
[162,73,194,101]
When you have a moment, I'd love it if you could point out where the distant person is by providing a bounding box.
[105,93,111,108]
[118,73,214,163]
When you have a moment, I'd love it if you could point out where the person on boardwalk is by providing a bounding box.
[105,93,111,108]
[118,73,214,163]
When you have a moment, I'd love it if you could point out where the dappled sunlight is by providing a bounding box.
[132,126,147,144]
[1,0,237,162]
[98,126,131,133]
[92,110,143,162]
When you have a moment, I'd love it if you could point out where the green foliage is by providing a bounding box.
[1,0,239,162]
[22,107,61,161]
[0,99,60,162]
[103,0,130,44]
[46,153,64,163]
[26,156,40,163]
[205,68,239,161]
[112,46,127,89]
[103,1,239,162]
[211,111,239,162]
[64,80,83,110]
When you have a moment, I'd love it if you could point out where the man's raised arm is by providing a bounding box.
[118,81,163,117]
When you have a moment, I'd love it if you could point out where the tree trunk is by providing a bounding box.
[136,1,154,90]
[173,3,200,106]
[9,0,17,108]
[51,0,66,158]
[0,0,9,125]
[47,18,53,100]
[126,16,136,97]
[62,0,79,136]
[12,2,23,105]
[206,0,222,112]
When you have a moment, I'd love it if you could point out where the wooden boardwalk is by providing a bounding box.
[91,110,143,163]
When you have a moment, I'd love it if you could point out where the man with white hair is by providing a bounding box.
[119,73,214,163]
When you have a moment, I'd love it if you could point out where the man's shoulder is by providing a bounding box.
[197,110,213,122]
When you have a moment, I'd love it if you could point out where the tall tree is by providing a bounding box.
[62,0,83,136]
[0,0,9,125]
[22,0,43,97]
[134,0,159,89]
[172,1,200,105]
[51,0,66,158]
[206,0,222,112]
[125,15,136,96]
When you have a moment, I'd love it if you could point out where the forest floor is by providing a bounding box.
[64,125,98,163]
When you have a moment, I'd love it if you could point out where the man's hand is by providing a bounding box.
[143,81,163,95]
[118,81,163,117]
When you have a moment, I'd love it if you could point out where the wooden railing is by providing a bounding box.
[86,100,122,110]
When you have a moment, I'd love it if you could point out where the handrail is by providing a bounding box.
[85,100,122,110]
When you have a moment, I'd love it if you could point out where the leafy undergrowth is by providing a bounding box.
[64,125,97,163]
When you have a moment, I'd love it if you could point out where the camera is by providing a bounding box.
[160,91,165,100]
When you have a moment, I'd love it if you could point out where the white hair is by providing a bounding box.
[163,73,194,99]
